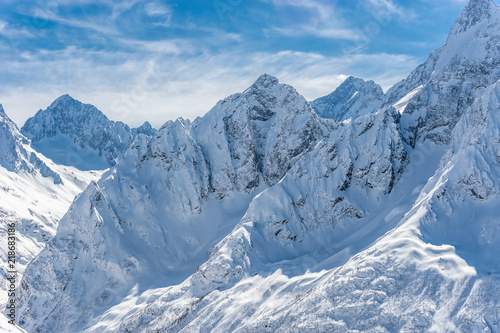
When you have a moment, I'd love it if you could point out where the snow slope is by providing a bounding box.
[21,95,156,171]
[15,0,500,332]
[16,74,327,332]
[385,0,500,147]
[310,76,384,121]
[0,105,103,328]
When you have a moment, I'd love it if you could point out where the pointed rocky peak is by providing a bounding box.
[342,76,370,86]
[0,104,18,135]
[21,96,134,170]
[310,76,384,121]
[51,93,76,105]
[0,104,21,137]
[21,95,110,142]
[133,121,157,137]
[251,73,280,89]
[0,105,62,182]
[0,104,18,130]
[336,76,383,95]
[44,94,106,120]
[47,94,81,112]
[450,0,498,36]
[206,74,310,125]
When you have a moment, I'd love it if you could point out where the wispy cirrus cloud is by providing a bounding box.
[365,0,417,21]
[271,26,362,41]
[266,0,334,20]
[260,0,362,41]
[0,0,470,129]
[0,40,421,128]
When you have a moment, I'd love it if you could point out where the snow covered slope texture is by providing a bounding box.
[20,95,151,170]
[0,105,103,306]
[98,58,500,333]
[16,74,326,333]
[385,0,500,147]
[230,79,500,333]
[310,76,384,121]
[101,106,411,332]
[86,2,500,331]
[0,105,60,183]
[132,121,157,137]
[16,1,500,332]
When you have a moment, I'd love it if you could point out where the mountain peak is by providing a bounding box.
[252,73,279,89]
[48,94,90,112]
[0,104,18,129]
[451,0,498,35]
[0,105,8,123]
[21,96,135,170]
[51,94,76,104]
[133,121,157,136]
[310,76,384,121]
[343,76,364,84]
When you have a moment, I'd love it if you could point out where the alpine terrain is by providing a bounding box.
[21,95,156,171]
[0,104,103,330]
[4,0,500,332]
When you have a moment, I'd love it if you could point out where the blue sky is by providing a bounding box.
[0,0,484,127]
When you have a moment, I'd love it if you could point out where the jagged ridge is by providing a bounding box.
[310,76,384,121]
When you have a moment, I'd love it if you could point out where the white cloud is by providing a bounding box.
[0,44,421,129]
[268,0,334,21]
[144,2,171,16]
[261,0,362,41]
[365,0,417,21]
[0,20,35,38]
[271,26,362,41]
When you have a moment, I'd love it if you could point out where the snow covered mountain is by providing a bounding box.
[385,0,500,148]
[310,76,384,121]
[16,74,327,332]
[1,105,61,182]
[0,105,102,316]
[14,0,500,332]
[21,95,155,171]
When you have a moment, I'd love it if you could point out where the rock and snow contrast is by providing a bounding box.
[0,105,103,328]
[1,0,499,332]
[310,76,385,121]
[21,95,156,171]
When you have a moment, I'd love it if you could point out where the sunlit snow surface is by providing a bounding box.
[0,105,104,329]
[12,0,500,332]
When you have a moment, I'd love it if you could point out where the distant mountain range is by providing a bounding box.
[21,95,156,171]
[0,0,498,332]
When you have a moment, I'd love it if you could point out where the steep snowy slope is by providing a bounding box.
[17,75,326,332]
[21,95,154,171]
[385,0,500,147]
[91,21,500,333]
[15,0,500,332]
[87,1,499,332]
[0,105,103,307]
[226,79,500,333]
[0,105,61,182]
[310,76,384,121]
[94,106,415,333]
[132,121,157,137]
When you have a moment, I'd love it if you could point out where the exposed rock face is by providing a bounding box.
[21,95,155,170]
[310,76,384,121]
[0,104,102,309]
[16,1,500,332]
[0,104,61,183]
[16,74,327,332]
[385,0,500,147]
